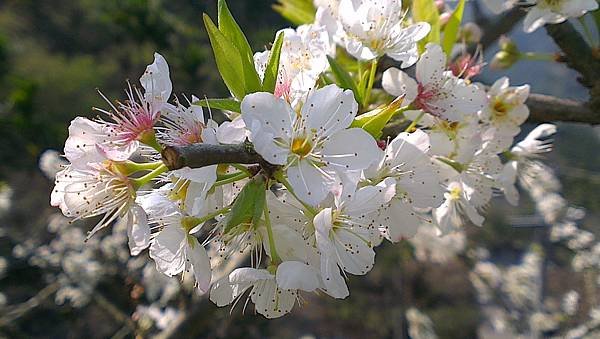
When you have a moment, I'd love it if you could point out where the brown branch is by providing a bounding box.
[545,21,600,88]
[0,282,60,327]
[161,142,262,170]
[383,92,599,138]
[526,93,598,124]
[162,95,597,171]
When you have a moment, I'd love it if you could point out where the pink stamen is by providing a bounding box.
[414,83,438,113]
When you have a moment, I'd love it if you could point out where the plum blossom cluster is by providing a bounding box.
[48,0,591,319]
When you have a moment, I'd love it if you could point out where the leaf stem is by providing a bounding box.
[263,197,281,264]
[274,171,318,217]
[131,163,168,189]
[364,58,378,108]
[520,52,556,62]
[404,111,425,132]
[213,171,249,187]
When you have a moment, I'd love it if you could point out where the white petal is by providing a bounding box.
[210,277,234,307]
[344,178,395,216]
[301,84,358,137]
[287,160,331,206]
[382,67,418,103]
[321,128,380,171]
[416,44,446,85]
[314,208,349,298]
[63,117,112,167]
[128,205,150,255]
[241,92,292,165]
[140,52,172,103]
[251,278,296,318]
[186,239,212,295]
[380,199,421,241]
[276,261,320,292]
[216,117,249,144]
[150,225,186,276]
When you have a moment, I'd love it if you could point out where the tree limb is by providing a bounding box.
[162,142,262,170]
[545,21,600,88]
[161,93,598,171]
[526,93,598,124]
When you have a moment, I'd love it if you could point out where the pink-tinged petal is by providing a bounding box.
[64,117,110,167]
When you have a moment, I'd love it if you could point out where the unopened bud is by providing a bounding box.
[460,23,483,44]
[491,36,520,69]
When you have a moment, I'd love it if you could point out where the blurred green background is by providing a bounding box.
[0,1,599,338]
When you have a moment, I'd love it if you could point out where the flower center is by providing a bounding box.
[291,136,312,158]
[449,186,462,200]
[539,0,564,11]
[492,99,509,118]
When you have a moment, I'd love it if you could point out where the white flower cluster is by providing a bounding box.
[48,0,582,318]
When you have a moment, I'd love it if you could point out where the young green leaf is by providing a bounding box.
[262,31,285,93]
[350,96,406,139]
[217,0,262,94]
[223,175,266,234]
[193,98,241,113]
[327,56,362,105]
[273,0,316,25]
[203,14,246,100]
[412,0,441,53]
[442,0,466,57]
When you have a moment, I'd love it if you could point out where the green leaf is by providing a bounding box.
[203,14,246,100]
[262,31,285,93]
[217,0,262,94]
[327,56,362,105]
[224,175,266,234]
[412,0,441,53]
[350,97,406,139]
[441,0,465,57]
[193,98,241,113]
[273,0,316,25]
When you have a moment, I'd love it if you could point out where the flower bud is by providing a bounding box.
[460,23,483,44]
[491,36,520,70]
